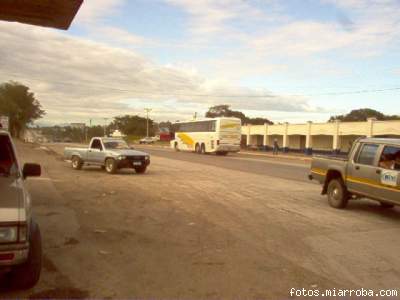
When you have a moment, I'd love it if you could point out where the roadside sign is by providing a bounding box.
[0,116,9,131]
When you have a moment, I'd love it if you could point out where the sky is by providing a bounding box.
[0,0,400,125]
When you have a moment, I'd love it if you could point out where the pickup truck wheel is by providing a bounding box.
[105,158,117,174]
[71,156,83,170]
[195,143,201,154]
[9,222,42,290]
[380,202,394,209]
[134,166,147,174]
[327,179,349,209]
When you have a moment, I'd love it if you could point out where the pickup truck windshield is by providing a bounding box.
[103,140,129,150]
[0,135,17,177]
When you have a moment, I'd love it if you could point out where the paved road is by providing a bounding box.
[3,142,400,299]
[49,143,312,183]
[66,143,312,183]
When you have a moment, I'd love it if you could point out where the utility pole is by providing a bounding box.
[103,118,108,137]
[144,108,152,138]
[84,125,87,143]
[86,119,92,142]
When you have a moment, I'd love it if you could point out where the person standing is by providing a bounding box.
[273,138,279,155]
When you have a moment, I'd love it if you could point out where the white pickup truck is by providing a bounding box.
[0,130,42,289]
[64,137,150,174]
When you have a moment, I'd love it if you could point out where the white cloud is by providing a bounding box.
[74,0,126,25]
[158,0,400,87]
[165,0,267,37]
[0,22,317,124]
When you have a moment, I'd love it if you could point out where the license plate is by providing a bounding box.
[133,162,142,166]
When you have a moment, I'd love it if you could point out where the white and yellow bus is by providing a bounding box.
[170,117,241,155]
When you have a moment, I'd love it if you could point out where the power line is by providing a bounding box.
[3,72,400,98]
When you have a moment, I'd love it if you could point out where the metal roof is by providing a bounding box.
[0,0,83,30]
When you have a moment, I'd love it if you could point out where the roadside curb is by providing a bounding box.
[239,151,312,161]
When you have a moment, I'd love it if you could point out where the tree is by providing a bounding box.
[329,108,400,122]
[109,115,154,137]
[158,121,172,132]
[0,81,45,137]
[41,125,105,143]
[205,105,273,125]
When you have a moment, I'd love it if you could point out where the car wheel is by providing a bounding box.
[135,166,147,174]
[71,156,83,170]
[379,201,394,208]
[105,158,117,174]
[9,221,42,290]
[327,178,349,209]
[201,144,206,154]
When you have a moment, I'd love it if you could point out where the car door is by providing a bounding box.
[346,143,380,197]
[88,139,104,164]
[373,145,400,203]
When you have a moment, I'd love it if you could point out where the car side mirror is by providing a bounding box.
[23,163,41,179]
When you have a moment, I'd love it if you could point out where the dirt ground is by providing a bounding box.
[3,142,400,299]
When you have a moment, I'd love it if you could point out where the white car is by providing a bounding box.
[139,137,155,144]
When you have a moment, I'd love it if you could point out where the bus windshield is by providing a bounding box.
[219,119,241,131]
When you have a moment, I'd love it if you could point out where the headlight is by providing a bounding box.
[145,156,150,160]
[18,225,27,243]
[118,155,127,160]
[0,227,18,243]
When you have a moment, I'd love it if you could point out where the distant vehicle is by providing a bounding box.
[170,117,241,155]
[64,137,150,174]
[0,130,42,289]
[309,138,400,209]
[159,131,171,142]
[63,137,72,143]
[139,137,155,144]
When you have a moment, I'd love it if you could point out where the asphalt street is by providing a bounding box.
[3,142,400,299]
[118,145,310,183]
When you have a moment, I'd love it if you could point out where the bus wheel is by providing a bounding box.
[174,142,179,151]
[195,143,201,154]
[201,144,206,154]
